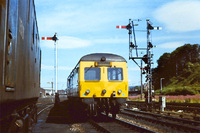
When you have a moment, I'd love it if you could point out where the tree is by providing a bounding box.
[152,44,200,90]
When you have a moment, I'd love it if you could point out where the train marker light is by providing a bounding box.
[102,89,106,94]
[86,89,90,94]
[118,89,122,94]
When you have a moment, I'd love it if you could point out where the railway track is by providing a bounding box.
[86,114,156,133]
[120,108,200,132]
[37,104,54,116]
[33,99,200,132]
[126,101,200,112]
[33,100,159,133]
[126,101,200,121]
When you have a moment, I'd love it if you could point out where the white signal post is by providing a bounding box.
[55,39,58,93]
[42,33,58,94]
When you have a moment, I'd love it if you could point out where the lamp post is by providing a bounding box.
[160,78,165,92]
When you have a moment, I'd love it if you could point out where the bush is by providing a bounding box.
[162,86,196,95]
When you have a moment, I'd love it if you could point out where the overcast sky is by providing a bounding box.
[35,0,200,90]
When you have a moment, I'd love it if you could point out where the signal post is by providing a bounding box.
[117,19,161,110]
[42,33,58,94]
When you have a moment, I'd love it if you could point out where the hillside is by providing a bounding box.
[152,44,200,95]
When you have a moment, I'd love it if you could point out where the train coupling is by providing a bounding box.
[112,91,116,97]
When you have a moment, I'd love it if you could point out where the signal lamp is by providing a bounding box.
[142,54,148,64]
[147,23,154,30]
[148,42,153,48]
[130,42,135,48]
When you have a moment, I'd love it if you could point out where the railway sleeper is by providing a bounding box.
[121,111,200,132]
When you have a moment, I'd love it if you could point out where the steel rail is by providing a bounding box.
[120,110,200,132]
[126,101,200,113]
[88,119,111,133]
[37,104,54,115]
[102,113,157,133]
[123,108,200,126]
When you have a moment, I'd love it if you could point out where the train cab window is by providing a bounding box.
[107,68,123,81]
[84,67,100,81]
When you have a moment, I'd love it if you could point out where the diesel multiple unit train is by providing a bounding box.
[0,0,41,132]
[67,53,128,118]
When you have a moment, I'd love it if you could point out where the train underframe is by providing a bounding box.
[0,98,38,133]
[69,97,126,119]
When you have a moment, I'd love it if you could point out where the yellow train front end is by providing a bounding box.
[67,53,128,118]
[79,61,128,99]
[79,53,128,118]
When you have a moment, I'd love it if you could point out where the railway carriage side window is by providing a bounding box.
[84,67,100,81]
[107,68,123,81]
[33,21,35,44]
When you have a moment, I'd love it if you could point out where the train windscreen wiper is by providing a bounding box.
[85,65,93,73]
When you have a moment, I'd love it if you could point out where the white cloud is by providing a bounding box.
[154,0,200,32]
[158,41,185,49]
[41,36,92,49]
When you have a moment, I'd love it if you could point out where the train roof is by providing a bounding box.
[80,53,127,62]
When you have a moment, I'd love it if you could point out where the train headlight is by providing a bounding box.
[86,89,90,94]
[102,89,106,94]
[118,89,122,94]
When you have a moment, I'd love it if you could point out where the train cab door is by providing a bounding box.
[4,0,18,91]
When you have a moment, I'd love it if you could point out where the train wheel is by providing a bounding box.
[96,104,101,116]
[111,103,116,119]
[112,113,116,119]
[93,104,99,116]
[89,104,93,117]
[30,104,37,124]
[111,101,118,119]
[33,107,37,123]
[105,102,109,116]
[89,104,96,117]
